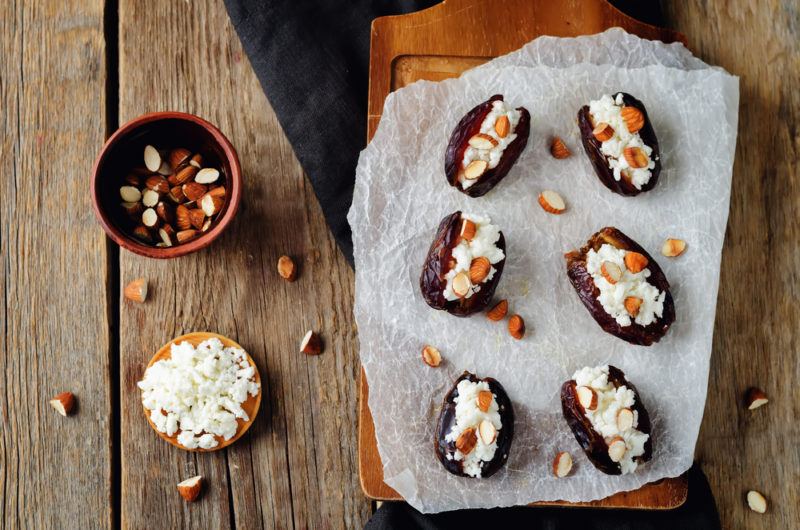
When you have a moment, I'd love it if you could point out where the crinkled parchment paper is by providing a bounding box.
[348,30,739,513]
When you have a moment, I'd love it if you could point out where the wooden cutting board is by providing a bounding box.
[361,0,689,508]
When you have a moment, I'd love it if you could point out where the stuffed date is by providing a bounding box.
[420,211,506,317]
[578,92,661,196]
[435,371,514,478]
[445,95,530,197]
[561,365,653,475]
[565,227,674,346]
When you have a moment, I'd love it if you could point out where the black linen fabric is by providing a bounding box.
[224,1,720,528]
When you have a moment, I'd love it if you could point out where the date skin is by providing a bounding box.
[420,211,506,317]
[435,371,515,478]
[445,95,531,197]
[561,365,653,475]
[565,227,675,346]
[578,92,661,196]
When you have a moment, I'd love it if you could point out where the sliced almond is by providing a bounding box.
[550,137,570,159]
[468,133,498,150]
[143,144,161,172]
[277,255,296,281]
[175,205,192,230]
[552,451,573,478]
[746,490,767,514]
[300,330,323,355]
[182,182,207,202]
[168,148,192,170]
[123,277,148,303]
[607,436,627,462]
[538,190,566,214]
[592,122,614,142]
[119,185,142,203]
[616,407,635,431]
[177,475,203,502]
[469,256,491,284]
[142,189,160,207]
[624,296,642,317]
[476,390,493,413]
[49,392,75,416]
[455,427,477,455]
[486,299,508,321]
[620,106,645,133]
[494,115,510,138]
[421,345,441,367]
[195,167,220,184]
[145,174,169,194]
[451,271,471,299]
[600,261,622,284]
[463,159,488,180]
[478,419,497,445]
[623,146,649,169]
[745,387,769,410]
[141,208,158,228]
[158,225,175,247]
[176,229,199,243]
[661,238,687,257]
[200,193,224,216]
[508,314,525,340]
[624,251,649,273]
[460,218,477,241]
[576,385,598,411]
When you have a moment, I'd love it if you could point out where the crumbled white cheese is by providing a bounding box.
[443,213,505,302]
[138,338,260,450]
[444,379,503,478]
[573,365,649,475]
[585,243,665,327]
[588,93,657,190]
[460,99,521,189]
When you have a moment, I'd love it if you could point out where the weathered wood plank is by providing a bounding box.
[117,0,370,528]
[662,2,799,529]
[0,0,112,528]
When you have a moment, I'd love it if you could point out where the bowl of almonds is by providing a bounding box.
[91,111,242,258]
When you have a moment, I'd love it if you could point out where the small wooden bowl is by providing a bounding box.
[142,332,262,452]
[91,112,242,259]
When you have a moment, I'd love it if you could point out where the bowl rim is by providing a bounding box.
[91,111,242,259]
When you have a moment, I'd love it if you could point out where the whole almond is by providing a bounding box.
[508,314,525,340]
[486,299,508,321]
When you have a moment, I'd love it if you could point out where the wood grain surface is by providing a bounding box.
[0,0,797,528]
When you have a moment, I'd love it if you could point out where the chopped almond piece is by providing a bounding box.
[600,261,622,284]
[451,271,471,299]
[476,390,493,412]
[124,278,148,303]
[746,490,767,514]
[661,238,687,257]
[460,219,477,241]
[552,451,573,478]
[745,387,768,410]
[469,256,491,284]
[623,251,648,273]
[478,419,497,445]
[468,133,498,150]
[421,345,441,367]
[550,137,570,159]
[538,190,566,214]
[464,160,488,180]
[592,122,614,142]
[177,475,203,502]
[616,408,635,431]
[494,115,510,138]
[607,436,627,462]
[576,386,598,411]
[508,314,525,340]
[455,427,478,455]
[624,296,642,317]
[486,299,508,321]
[620,106,644,133]
[623,146,649,168]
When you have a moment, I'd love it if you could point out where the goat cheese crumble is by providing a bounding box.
[588,93,657,190]
[585,243,665,327]
[460,99,521,189]
[442,214,504,301]
[573,365,649,475]
[444,379,503,478]
[138,338,260,450]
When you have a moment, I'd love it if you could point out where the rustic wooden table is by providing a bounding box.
[1,1,797,529]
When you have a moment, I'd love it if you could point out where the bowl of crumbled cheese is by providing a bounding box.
[138,332,262,451]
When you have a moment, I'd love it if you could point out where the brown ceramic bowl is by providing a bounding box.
[91,111,241,258]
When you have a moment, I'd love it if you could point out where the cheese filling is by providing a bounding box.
[585,243,665,327]
[588,93,657,190]
[138,338,260,450]
[443,379,503,478]
[442,214,505,301]
[460,100,521,189]
[573,365,649,475]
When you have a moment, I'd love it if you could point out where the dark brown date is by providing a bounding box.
[444,95,530,197]
[420,211,505,317]
[561,365,653,475]
[435,371,514,478]
[577,92,661,196]
[564,227,675,346]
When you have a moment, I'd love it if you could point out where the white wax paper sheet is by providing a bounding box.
[348,30,739,513]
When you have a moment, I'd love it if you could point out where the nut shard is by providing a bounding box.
[565,227,675,346]
[561,366,652,475]
[420,211,506,317]
[577,92,661,196]
[444,95,530,197]
[435,371,514,478]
